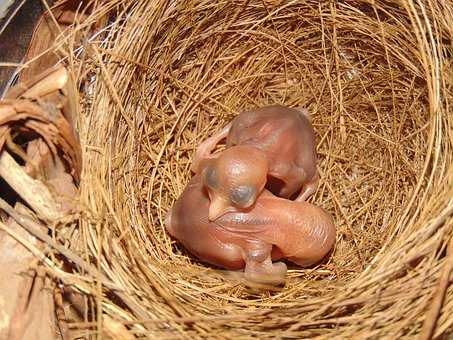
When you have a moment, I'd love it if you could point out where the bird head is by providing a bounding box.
[201,145,268,220]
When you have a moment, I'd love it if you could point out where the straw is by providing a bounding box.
[15,0,453,338]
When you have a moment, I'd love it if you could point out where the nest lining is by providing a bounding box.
[62,0,453,338]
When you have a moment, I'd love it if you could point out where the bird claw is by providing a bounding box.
[191,123,232,173]
[244,261,287,285]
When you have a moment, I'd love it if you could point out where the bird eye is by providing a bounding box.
[204,166,218,189]
[230,185,255,207]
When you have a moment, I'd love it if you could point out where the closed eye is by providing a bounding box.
[230,185,255,207]
[204,166,218,189]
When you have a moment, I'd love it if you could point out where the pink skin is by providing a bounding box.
[191,105,319,220]
[165,175,335,285]
[199,146,268,221]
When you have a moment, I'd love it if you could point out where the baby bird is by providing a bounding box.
[199,146,268,220]
[165,175,335,285]
[191,105,318,220]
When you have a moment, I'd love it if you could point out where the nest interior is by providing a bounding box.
[60,0,453,338]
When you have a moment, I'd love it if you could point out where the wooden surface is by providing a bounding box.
[0,0,47,96]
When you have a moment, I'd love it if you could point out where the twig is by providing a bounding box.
[67,310,271,328]
[54,285,72,340]
[0,197,150,321]
[0,150,63,221]
[419,238,453,340]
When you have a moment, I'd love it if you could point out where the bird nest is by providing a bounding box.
[2,0,453,338]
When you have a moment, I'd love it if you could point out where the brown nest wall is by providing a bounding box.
[6,0,452,338]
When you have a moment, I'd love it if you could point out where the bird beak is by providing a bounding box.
[242,194,257,209]
[208,197,232,221]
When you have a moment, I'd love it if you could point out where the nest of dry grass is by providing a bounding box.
[12,0,453,338]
